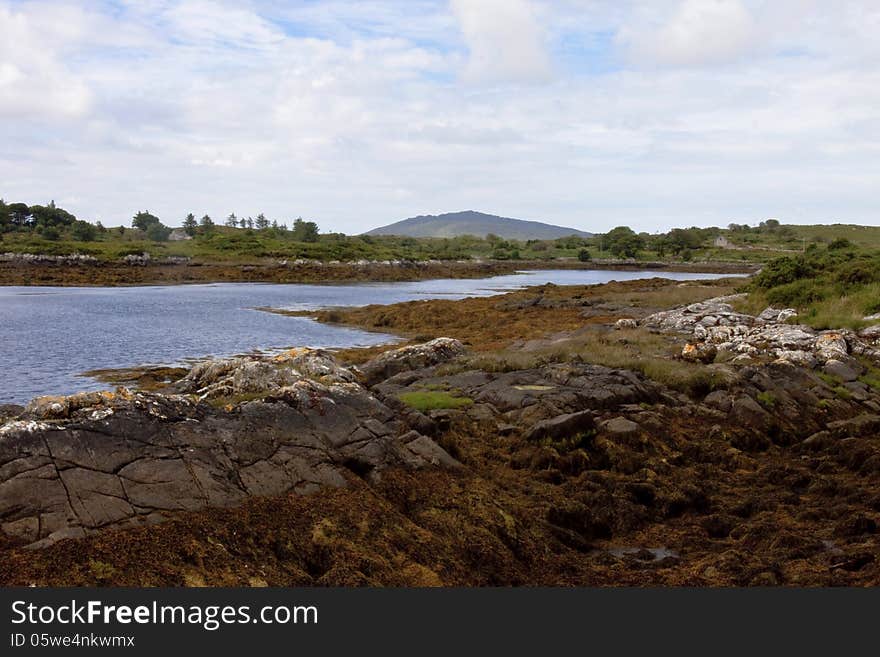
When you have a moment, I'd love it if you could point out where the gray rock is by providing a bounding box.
[823,358,861,382]
[815,332,849,362]
[600,416,640,436]
[729,395,770,431]
[524,410,595,442]
[703,390,733,413]
[0,404,23,422]
[360,338,466,386]
[0,366,455,548]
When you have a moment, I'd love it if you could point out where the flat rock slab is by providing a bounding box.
[0,381,455,549]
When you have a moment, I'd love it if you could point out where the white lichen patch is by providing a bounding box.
[0,420,56,438]
[89,408,115,421]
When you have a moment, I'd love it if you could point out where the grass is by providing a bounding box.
[756,391,777,409]
[441,327,730,397]
[397,391,474,412]
[738,247,880,330]
[856,357,880,391]
[536,429,596,453]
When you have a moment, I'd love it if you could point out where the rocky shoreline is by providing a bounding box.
[0,256,755,287]
[1,279,877,586]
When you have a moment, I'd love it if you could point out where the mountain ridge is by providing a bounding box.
[364,210,592,240]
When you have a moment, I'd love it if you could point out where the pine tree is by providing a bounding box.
[182,213,198,236]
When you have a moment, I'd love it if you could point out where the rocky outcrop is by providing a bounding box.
[0,348,460,549]
[0,252,97,264]
[178,348,358,400]
[359,338,466,386]
[643,296,880,373]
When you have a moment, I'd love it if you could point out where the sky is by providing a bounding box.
[1,0,879,234]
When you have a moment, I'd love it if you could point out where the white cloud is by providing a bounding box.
[450,0,552,83]
[619,0,758,67]
[0,0,878,232]
[163,0,284,48]
[0,6,91,118]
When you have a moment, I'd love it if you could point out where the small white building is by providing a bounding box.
[714,235,733,249]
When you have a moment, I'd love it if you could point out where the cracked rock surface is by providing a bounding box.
[0,351,459,548]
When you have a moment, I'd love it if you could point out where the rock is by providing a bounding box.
[773,350,817,368]
[178,349,359,399]
[682,342,717,364]
[524,410,595,442]
[403,434,461,468]
[642,295,755,333]
[359,338,466,386]
[645,294,880,378]
[703,390,733,413]
[0,404,23,422]
[0,373,456,548]
[729,395,770,432]
[823,359,861,383]
[858,325,880,342]
[815,332,849,362]
[826,414,880,438]
[758,307,798,323]
[600,416,640,436]
[615,318,638,330]
[801,431,832,450]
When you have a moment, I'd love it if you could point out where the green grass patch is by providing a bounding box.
[397,391,474,412]
[756,391,777,409]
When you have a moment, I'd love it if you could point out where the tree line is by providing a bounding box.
[0,199,104,241]
[1,199,321,243]
[132,210,319,242]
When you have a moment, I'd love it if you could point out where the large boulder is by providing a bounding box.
[178,349,358,399]
[359,338,466,386]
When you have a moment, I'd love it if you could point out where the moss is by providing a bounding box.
[537,429,596,453]
[207,392,267,408]
[856,358,880,391]
[832,386,853,400]
[756,391,777,409]
[817,371,842,387]
[397,391,474,412]
[88,560,117,581]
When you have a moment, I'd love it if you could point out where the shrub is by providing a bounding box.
[765,279,829,306]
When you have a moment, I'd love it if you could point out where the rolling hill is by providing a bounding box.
[364,210,592,240]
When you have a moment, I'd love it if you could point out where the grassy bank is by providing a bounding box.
[740,246,880,329]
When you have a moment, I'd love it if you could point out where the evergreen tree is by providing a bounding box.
[182,213,198,236]
[199,214,215,234]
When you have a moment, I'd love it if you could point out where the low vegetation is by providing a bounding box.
[397,391,474,412]
[742,245,880,329]
[6,198,880,267]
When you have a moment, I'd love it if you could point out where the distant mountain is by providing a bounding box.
[364,210,592,241]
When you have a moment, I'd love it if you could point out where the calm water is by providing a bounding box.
[0,269,728,404]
